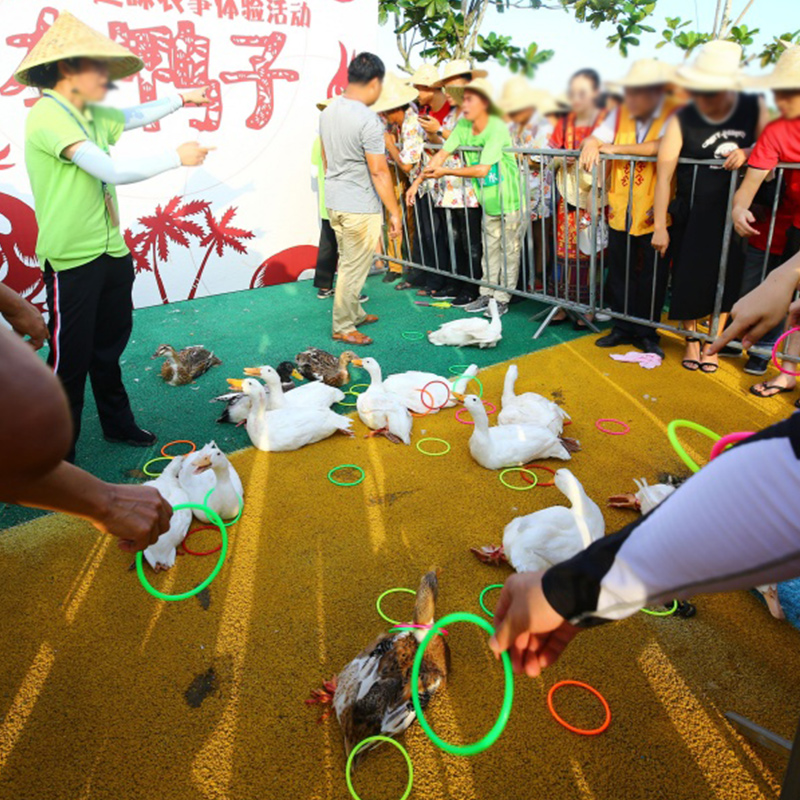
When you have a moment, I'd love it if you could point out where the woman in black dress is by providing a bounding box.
[652,41,767,372]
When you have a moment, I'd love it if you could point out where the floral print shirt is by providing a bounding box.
[386,106,424,186]
[431,105,479,209]
[509,113,554,219]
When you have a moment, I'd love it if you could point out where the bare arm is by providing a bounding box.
[384,134,413,175]
[732,167,771,237]
[601,140,661,158]
[0,283,48,349]
[365,151,402,239]
[406,147,449,206]
[651,116,681,256]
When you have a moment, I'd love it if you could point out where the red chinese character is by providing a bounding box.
[0,8,58,107]
[241,0,264,21]
[108,21,222,131]
[94,0,124,6]
[290,1,310,27]
[267,0,287,24]
[216,0,239,18]
[221,33,299,129]
[188,0,212,12]
[126,0,155,9]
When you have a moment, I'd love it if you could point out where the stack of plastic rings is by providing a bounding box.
[455,400,496,425]
[771,327,800,376]
[498,467,538,490]
[338,383,369,408]
[666,419,721,473]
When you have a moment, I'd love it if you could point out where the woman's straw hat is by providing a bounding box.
[434,58,488,86]
[462,78,502,116]
[616,58,676,88]
[372,72,419,114]
[745,44,800,90]
[409,64,441,88]
[13,10,144,86]
[499,76,559,115]
[674,40,744,92]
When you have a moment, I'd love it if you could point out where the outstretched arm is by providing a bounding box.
[121,87,210,131]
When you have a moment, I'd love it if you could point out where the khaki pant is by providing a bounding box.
[479,211,522,304]
[329,209,382,334]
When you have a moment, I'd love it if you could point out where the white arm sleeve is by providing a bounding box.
[122,95,183,131]
[71,140,181,185]
[592,108,617,145]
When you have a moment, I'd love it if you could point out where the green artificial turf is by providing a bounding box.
[0,275,589,529]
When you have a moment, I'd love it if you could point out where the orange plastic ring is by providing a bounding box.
[161,440,197,458]
[520,463,556,487]
[411,387,436,418]
[547,680,611,736]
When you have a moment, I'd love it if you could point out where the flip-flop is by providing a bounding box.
[415,288,432,296]
[750,382,795,398]
[395,281,414,291]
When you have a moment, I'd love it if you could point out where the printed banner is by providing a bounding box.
[0,0,377,309]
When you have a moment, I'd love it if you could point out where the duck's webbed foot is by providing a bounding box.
[306,675,338,722]
[470,544,508,565]
[607,493,641,510]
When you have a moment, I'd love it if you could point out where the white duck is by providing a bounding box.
[142,456,192,572]
[353,357,413,445]
[383,364,479,414]
[497,364,570,434]
[427,298,502,348]
[463,394,579,470]
[502,468,605,572]
[608,477,676,515]
[229,378,353,451]
[179,442,244,523]
[243,364,345,410]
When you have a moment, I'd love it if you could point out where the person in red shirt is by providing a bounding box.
[732,45,800,396]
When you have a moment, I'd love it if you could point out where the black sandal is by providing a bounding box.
[750,381,795,398]
[682,337,701,371]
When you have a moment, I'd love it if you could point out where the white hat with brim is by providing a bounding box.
[13,10,144,86]
[433,58,488,87]
[673,40,745,92]
[499,77,559,116]
[371,72,419,114]
[615,59,676,88]
[462,78,502,116]
[744,44,800,90]
[409,64,441,88]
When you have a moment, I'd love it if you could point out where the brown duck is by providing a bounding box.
[295,348,357,388]
[152,344,222,386]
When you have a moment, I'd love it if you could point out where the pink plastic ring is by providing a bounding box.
[595,418,630,435]
[771,327,800,376]
[455,401,497,425]
[390,622,450,636]
[419,380,452,411]
[709,431,755,461]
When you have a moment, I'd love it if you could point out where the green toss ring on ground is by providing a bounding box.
[411,612,514,756]
[498,467,538,490]
[401,331,425,341]
[136,502,227,601]
[328,464,365,487]
[641,600,679,617]
[348,383,370,395]
[203,487,244,526]
[337,392,359,407]
[345,735,413,800]
[376,587,416,625]
[416,437,451,456]
[666,419,721,473]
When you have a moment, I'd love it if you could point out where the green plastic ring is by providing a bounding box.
[337,391,359,407]
[411,612,514,756]
[641,600,679,617]
[499,468,538,490]
[143,456,172,477]
[454,373,484,398]
[479,584,505,618]
[348,383,370,395]
[136,502,227,601]
[327,464,365,487]
[666,419,721,473]
[402,331,425,341]
[416,437,451,456]
[202,487,243,526]
[448,364,471,375]
[345,735,413,800]
[376,587,416,625]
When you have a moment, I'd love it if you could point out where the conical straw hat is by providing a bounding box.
[462,77,502,116]
[616,58,675,88]
[409,64,440,87]
[499,76,558,115]
[13,10,144,87]
[372,72,419,114]
[674,40,744,91]
[433,58,488,86]
[745,44,800,90]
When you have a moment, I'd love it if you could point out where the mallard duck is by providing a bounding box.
[315,570,449,764]
[427,298,502,348]
[211,362,296,424]
[383,364,479,413]
[142,456,192,571]
[502,469,604,572]
[152,344,222,386]
[497,364,570,434]
[178,442,244,523]
[463,394,579,470]
[296,348,358,387]
[608,477,677,515]
[228,378,353,451]
[352,357,413,445]
[243,364,344,409]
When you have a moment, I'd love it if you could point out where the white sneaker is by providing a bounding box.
[594,312,612,322]
[464,296,491,313]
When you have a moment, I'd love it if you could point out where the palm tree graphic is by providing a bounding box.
[187,206,254,300]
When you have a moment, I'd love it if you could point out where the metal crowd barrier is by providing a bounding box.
[378,145,800,364]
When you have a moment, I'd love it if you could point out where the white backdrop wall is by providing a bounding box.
[0,0,377,309]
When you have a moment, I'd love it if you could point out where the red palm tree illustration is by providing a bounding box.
[136,196,209,304]
[187,206,254,300]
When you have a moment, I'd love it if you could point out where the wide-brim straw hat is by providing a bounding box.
[744,44,800,90]
[372,72,419,114]
[499,76,559,115]
[13,10,144,86]
[434,58,488,86]
[409,63,440,88]
[674,40,745,92]
[554,162,602,210]
[462,77,502,116]
[616,58,676,88]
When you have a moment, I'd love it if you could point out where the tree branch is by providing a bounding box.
[729,0,756,34]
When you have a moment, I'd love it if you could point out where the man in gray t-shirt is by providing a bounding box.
[319,52,401,345]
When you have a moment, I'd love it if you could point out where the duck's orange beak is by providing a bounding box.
[352,358,363,367]
[452,392,465,403]
[227,378,244,390]
[243,367,261,377]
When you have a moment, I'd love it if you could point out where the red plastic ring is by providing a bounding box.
[420,380,452,411]
[161,439,197,458]
[454,401,497,425]
[181,526,223,556]
[771,326,800,376]
[520,463,556,486]
[595,418,630,436]
[547,680,611,736]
